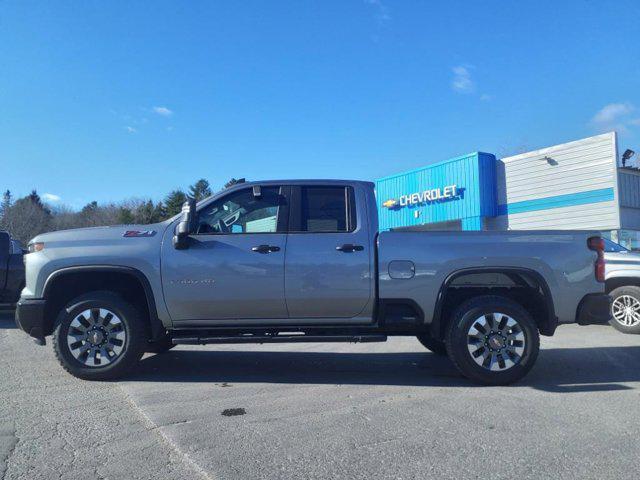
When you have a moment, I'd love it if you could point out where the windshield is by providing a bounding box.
[603,239,629,253]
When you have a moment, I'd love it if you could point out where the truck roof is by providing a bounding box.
[228,179,375,188]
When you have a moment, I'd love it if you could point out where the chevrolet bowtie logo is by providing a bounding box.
[382,199,398,208]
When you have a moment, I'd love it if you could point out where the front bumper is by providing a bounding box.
[15,298,47,340]
[576,293,612,326]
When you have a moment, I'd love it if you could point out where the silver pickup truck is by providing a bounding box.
[15,180,610,385]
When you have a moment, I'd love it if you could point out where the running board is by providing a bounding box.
[172,334,387,345]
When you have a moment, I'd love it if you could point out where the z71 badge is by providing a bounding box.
[123,230,157,238]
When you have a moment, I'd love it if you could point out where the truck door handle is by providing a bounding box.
[251,244,280,254]
[335,244,364,252]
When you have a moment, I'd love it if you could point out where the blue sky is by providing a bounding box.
[1,0,640,208]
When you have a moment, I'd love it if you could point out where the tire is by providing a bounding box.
[146,334,176,354]
[609,286,640,334]
[445,295,540,386]
[416,334,447,355]
[53,291,147,380]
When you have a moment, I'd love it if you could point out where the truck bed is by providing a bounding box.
[378,230,602,325]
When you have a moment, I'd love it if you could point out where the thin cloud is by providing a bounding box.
[480,93,493,102]
[591,102,636,133]
[365,0,390,24]
[42,193,61,203]
[451,65,475,94]
[152,106,173,117]
[124,126,137,134]
[592,103,634,124]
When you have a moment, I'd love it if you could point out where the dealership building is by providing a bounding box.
[375,132,640,249]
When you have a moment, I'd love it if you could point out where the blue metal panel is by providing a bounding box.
[461,216,482,230]
[478,152,498,217]
[375,152,497,231]
[619,173,640,208]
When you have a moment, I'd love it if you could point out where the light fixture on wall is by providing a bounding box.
[622,149,636,167]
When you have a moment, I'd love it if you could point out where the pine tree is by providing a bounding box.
[189,179,212,202]
[164,189,187,217]
[28,190,43,206]
[81,201,98,214]
[118,207,135,224]
[1,190,12,214]
[224,178,245,189]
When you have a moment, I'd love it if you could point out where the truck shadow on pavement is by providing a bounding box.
[4,310,636,393]
[0,311,15,328]
[128,345,640,393]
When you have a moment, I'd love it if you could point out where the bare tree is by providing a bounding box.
[0,198,52,245]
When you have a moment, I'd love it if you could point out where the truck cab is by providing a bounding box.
[163,181,375,326]
[15,180,610,385]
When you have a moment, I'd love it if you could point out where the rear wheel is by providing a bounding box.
[53,291,147,380]
[609,286,640,334]
[445,296,539,385]
[416,334,447,355]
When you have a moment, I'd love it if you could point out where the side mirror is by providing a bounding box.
[173,197,197,250]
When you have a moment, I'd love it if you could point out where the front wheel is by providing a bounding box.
[445,296,540,386]
[53,291,147,380]
[609,286,640,334]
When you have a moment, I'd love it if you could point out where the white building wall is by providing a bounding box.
[497,132,620,231]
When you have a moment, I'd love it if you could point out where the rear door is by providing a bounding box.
[284,185,372,319]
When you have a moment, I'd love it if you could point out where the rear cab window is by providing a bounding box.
[289,185,357,233]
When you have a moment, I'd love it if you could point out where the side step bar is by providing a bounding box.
[172,334,388,345]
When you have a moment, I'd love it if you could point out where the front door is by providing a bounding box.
[284,185,373,319]
[161,185,289,322]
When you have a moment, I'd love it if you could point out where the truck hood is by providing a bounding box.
[30,222,170,245]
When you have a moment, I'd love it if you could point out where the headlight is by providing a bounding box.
[27,242,45,253]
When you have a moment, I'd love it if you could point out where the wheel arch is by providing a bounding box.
[431,267,557,339]
[42,265,165,340]
[605,276,640,294]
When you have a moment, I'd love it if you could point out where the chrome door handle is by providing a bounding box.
[336,244,364,252]
[251,245,280,254]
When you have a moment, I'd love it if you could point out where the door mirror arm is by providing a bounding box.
[173,197,197,250]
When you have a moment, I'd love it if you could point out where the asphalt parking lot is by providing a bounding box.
[1,310,639,480]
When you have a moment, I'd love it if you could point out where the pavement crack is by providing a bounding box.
[116,385,215,480]
[0,424,18,480]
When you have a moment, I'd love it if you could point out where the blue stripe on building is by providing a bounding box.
[497,188,615,216]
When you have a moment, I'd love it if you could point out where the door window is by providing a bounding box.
[294,186,356,233]
[196,186,284,234]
